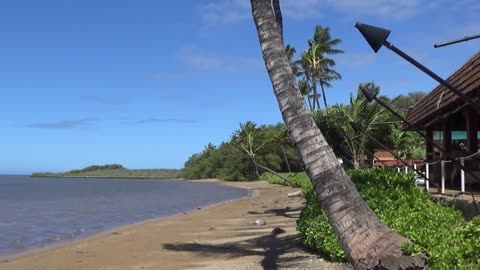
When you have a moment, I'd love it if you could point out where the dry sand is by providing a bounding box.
[1,180,351,270]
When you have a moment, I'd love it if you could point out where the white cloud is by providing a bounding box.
[26,118,97,129]
[197,0,430,24]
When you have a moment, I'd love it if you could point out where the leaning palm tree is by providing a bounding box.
[234,121,265,179]
[235,122,291,182]
[250,0,427,269]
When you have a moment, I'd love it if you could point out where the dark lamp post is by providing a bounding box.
[355,22,480,113]
[434,34,480,48]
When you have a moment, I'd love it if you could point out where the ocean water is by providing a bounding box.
[0,175,249,258]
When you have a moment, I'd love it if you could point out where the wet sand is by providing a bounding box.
[1,180,350,270]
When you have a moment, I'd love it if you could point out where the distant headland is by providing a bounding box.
[32,164,180,179]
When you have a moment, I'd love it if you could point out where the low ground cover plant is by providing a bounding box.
[262,168,480,269]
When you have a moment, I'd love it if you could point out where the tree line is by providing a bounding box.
[181,88,426,180]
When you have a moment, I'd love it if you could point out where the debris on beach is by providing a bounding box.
[287,191,301,197]
[253,219,267,226]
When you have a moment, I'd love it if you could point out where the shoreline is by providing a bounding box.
[0,179,253,261]
[30,175,184,180]
[1,180,350,270]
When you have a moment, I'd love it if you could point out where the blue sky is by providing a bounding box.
[1,0,479,174]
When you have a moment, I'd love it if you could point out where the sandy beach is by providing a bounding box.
[1,180,350,270]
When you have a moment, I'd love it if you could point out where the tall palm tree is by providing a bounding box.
[312,26,343,109]
[298,44,325,110]
[310,25,343,55]
[297,25,343,109]
[250,0,427,269]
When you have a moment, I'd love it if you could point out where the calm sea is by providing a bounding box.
[0,175,249,258]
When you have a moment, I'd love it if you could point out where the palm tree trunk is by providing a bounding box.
[320,81,328,108]
[253,160,291,184]
[272,0,283,45]
[281,148,291,172]
[306,95,313,111]
[252,158,260,179]
[312,81,320,110]
[250,0,427,269]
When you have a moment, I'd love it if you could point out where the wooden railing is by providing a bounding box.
[396,150,480,194]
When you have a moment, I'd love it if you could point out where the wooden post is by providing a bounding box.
[465,108,478,154]
[426,127,434,160]
[425,163,430,191]
[441,160,445,194]
[461,159,465,193]
[397,167,400,173]
[442,119,451,159]
[404,166,408,174]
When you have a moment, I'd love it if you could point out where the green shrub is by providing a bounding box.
[296,168,480,269]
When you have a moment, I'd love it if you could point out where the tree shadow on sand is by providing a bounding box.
[163,233,313,270]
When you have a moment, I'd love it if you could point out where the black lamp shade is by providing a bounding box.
[360,85,379,102]
[355,22,391,53]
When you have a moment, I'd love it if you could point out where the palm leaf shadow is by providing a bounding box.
[163,234,311,270]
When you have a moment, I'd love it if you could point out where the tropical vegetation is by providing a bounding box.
[180,123,302,180]
[263,169,480,270]
[181,87,426,181]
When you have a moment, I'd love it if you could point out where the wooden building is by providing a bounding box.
[405,51,480,187]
